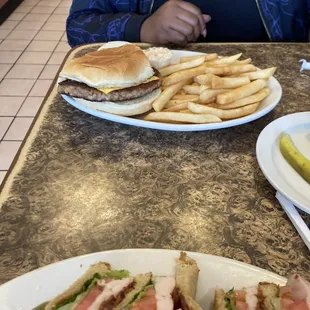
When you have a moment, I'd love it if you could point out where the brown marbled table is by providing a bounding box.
[0,43,310,285]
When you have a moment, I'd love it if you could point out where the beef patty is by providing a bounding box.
[58,69,161,102]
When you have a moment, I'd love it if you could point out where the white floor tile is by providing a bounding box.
[0,20,19,30]
[0,40,30,51]
[37,0,61,7]
[0,64,12,79]
[58,1,71,7]
[61,32,67,41]
[23,0,40,5]
[18,97,43,116]
[23,13,50,22]
[53,7,69,14]
[31,6,55,14]
[42,22,65,31]
[0,97,24,116]
[0,141,21,169]
[34,30,63,41]
[47,14,67,22]
[14,5,33,13]
[26,40,58,52]
[15,21,45,31]
[48,52,66,65]
[4,117,33,140]
[7,12,26,21]
[6,29,38,40]
[28,79,53,96]
[55,41,70,52]
[6,64,44,79]
[0,117,13,139]
[0,29,11,40]
[17,51,51,65]
[0,79,35,96]
[39,64,59,79]
[0,51,22,64]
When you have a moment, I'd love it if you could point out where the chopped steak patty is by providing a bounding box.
[58,69,161,102]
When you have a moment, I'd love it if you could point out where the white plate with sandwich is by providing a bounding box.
[1,249,309,310]
[58,42,282,132]
[256,112,310,213]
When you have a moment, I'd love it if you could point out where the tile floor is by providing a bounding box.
[0,0,71,185]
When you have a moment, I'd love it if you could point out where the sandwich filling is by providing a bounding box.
[56,270,134,310]
[130,276,176,310]
[58,70,161,103]
[219,275,310,310]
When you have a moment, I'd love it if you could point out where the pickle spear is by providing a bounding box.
[279,133,310,184]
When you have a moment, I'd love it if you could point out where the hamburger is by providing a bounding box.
[58,44,162,116]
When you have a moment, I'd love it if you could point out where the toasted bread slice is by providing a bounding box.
[176,252,200,299]
[213,289,227,310]
[178,288,203,310]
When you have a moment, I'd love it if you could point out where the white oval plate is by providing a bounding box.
[0,249,286,310]
[61,50,282,132]
[256,112,310,213]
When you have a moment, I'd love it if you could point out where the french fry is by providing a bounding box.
[165,97,199,108]
[216,79,267,104]
[152,78,192,111]
[188,102,260,119]
[176,89,187,95]
[208,88,270,109]
[204,53,242,66]
[238,67,277,80]
[173,94,198,100]
[144,111,222,124]
[159,57,205,76]
[162,66,206,86]
[183,84,201,95]
[233,58,252,65]
[194,73,214,85]
[200,88,230,103]
[180,53,217,63]
[211,76,251,89]
[204,64,257,76]
[199,85,210,93]
[163,102,189,112]
[179,109,193,113]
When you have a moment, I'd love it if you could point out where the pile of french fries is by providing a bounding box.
[144,52,277,124]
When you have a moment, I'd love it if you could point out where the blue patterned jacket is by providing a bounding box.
[66,0,310,47]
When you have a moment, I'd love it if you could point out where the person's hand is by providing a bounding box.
[140,0,211,45]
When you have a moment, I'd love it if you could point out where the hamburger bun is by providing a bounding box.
[71,88,161,117]
[60,45,154,89]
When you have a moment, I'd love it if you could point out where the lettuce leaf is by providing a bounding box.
[130,283,154,306]
[225,288,236,310]
[102,270,130,280]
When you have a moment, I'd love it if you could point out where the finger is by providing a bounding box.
[203,14,212,23]
[176,8,201,40]
[170,18,195,42]
[165,28,188,45]
[176,1,205,35]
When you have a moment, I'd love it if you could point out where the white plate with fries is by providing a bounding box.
[0,249,286,310]
[62,50,282,131]
[256,112,310,212]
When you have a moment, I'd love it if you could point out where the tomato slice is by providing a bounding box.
[75,286,103,310]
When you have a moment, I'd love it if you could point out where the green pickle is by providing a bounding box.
[279,133,310,184]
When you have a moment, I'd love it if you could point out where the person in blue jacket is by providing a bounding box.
[66,0,309,47]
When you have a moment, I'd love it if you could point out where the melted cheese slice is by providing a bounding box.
[96,76,159,94]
